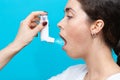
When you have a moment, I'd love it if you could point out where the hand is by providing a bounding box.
[13,11,47,47]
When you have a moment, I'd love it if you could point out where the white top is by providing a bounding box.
[49,64,120,80]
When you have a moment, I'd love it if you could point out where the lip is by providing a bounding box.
[59,34,67,49]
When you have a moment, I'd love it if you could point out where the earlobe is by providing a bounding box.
[90,19,104,35]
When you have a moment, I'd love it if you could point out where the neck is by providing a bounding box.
[84,39,120,80]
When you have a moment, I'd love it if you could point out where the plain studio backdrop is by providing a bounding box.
[0,0,116,80]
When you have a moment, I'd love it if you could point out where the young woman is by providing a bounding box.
[49,0,120,80]
[0,0,120,80]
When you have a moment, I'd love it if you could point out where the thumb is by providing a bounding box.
[32,22,47,36]
[32,24,44,36]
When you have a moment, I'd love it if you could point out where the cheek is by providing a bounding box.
[66,20,90,44]
[65,19,91,56]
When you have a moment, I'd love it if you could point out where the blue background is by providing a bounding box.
[0,0,117,80]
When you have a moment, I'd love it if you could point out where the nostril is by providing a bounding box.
[58,25,61,28]
[58,26,64,30]
[57,19,64,29]
[57,23,60,28]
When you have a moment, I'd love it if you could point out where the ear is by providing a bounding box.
[90,19,104,34]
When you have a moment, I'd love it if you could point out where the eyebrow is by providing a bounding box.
[64,7,76,13]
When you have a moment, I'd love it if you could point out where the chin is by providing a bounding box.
[66,51,82,59]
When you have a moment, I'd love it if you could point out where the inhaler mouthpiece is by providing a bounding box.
[39,15,55,43]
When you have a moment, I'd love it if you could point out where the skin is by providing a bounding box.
[0,0,120,80]
[58,0,120,80]
[0,11,47,70]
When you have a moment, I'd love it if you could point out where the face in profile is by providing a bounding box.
[58,0,93,58]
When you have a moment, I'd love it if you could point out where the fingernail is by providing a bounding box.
[30,26,34,29]
[42,22,47,26]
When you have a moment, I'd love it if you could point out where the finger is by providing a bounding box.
[31,22,38,26]
[25,11,47,23]
[30,22,38,29]
[31,16,40,22]
[32,23,45,36]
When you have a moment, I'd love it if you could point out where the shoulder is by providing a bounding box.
[107,73,120,80]
[49,64,87,80]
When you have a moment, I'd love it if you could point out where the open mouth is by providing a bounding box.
[60,34,67,48]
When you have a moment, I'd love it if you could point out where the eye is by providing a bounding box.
[67,15,73,19]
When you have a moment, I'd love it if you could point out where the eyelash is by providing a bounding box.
[66,15,73,19]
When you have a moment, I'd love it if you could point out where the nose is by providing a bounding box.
[57,19,64,30]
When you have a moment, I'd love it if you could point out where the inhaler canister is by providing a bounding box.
[39,15,55,43]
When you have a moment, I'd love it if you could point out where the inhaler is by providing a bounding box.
[38,15,64,46]
[39,15,55,43]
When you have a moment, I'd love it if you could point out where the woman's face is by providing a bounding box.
[58,0,93,58]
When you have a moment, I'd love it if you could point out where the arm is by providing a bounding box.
[0,41,24,70]
[0,11,47,70]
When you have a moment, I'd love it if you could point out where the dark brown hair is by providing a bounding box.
[77,0,120,66]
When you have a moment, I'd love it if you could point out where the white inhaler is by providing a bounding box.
[39,15,55,43]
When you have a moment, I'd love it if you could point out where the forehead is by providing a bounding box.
[65,0,81,11]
